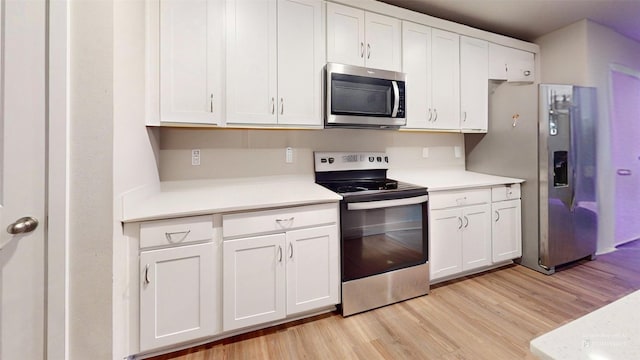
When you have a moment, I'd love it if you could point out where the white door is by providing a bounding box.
[461,204,492,271]
[610,66,640,245]
[402,21,432,129]
[429,208,462,281]
[0,0,47,359]
[277,0,323,126]
[285,225,339,315]
[364,12,401,71]
[492,199,522,262]
[226,0,277,124]
[160,0,223,124]
[222,233,286,331]
[460,36,488,132]
[326,2,365,67]
[430,29,460,130]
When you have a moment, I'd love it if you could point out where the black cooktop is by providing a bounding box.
[317,178,425,196]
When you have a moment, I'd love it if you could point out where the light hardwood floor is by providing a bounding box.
[152,241,640,360]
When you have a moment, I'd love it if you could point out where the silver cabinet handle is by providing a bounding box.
[463,216,469,228]
[278,246,283,263]
[433,109,438,122]
[360,42,364,58]
[367,43,371,59]
[457,217,463,229]
[289,242,293,259]
[427,108,433,122]
[524,70,531,76]
[7,216,39,234]
[271,97,275,114]
[280,97,284,115]
[276,217,294,223]
[210,93,214,113]
[495,210,500,222]
[462,111,467,122]
[165,230,190,243]
[144,264,151,285]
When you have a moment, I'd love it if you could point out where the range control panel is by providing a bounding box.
[314,152,389,172]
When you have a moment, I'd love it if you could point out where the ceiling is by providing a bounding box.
[380,0,640,43]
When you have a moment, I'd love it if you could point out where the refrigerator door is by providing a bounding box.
[539,85,597,269]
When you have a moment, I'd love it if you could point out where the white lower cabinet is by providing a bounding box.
[430,185,523,282]
[222,204,339,332]
[492,185,522,262]
[138,216,218,352]
[430,203,491,281]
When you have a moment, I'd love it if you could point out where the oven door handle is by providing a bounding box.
[346,195,428,211]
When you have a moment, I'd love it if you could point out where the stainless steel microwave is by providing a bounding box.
[325,63,406,129]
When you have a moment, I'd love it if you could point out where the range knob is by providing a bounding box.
[376,156,382,162]
[384,156,389,163]
[368,156,374,162]
[328,157,335,164]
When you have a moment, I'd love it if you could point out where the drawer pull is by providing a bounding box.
[495,210,500,222]
[278,246,283,263]
[275,217,295,224]
[457,217,463,229]
[289,242,294,259]
[165,230,191,243]
[463,216,469,228]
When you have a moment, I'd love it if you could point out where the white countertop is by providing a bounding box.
[530,290,640,359]
[121,175,342,223]
[388,169,524,191]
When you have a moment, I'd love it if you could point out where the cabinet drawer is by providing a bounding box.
[492,184,521,202]
[223,203,337,239]
[140,215,213,249]
[429,188,491,210]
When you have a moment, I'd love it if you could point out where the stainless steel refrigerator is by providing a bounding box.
[465,83,597,274]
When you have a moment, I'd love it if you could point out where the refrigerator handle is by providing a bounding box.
[570,168,577,211]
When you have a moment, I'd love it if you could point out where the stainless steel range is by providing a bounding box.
[314,152,430,316]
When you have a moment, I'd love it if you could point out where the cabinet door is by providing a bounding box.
[460,36,488,132]
[139,243,217,351]
[285,225,340,315]
[461,204,492,271]
[277,0,324,126]
[223,233,286,331]
[364,12,401,71]
[492,199,522,262]
[429,208,462,281]
[326,2,365,66]
[160,0,223,124]
[430,29,460,130]
[226,0,277,124]
[488,43,508,80]
[402,21,431,129]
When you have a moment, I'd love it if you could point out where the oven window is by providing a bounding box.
[331,73,392,116]
[341,203,427,281]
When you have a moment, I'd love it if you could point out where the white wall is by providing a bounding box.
[536,19,640,253]
[69,1,114,358]
[158,128,465,181]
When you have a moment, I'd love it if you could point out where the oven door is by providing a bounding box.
[340,193,428,282]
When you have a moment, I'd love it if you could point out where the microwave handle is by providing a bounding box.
[347,195,428,211]
[391,81,400,117]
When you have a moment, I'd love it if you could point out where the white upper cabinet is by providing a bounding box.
[460,36,489,132]
[430,29,460,130]
[156,0,224,125]
[489,43,535,83]
[402,22,459,130]
[401,21,431,129]
[226,0,324,126]
[327,2,401,71]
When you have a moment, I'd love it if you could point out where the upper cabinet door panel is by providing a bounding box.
[326,2,365,66]
[460,36,488,132]
[277,0,324,126]
[160,0,222,124]
[364,12,401,71]
[430,29,460,130]
[226,0,277,124]
[401,21,432,129]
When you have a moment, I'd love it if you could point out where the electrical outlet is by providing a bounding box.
[191,149,201,166]
[454,146,462,159]
[285,147,293,163]
[422,147,429,158]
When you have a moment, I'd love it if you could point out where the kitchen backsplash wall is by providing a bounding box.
[159,128,465,181]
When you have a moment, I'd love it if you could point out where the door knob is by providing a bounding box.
[7,216,39,235]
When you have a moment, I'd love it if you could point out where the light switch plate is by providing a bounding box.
[285,147,293,163]
[422,147,429,158]
[454,146,462,159]
[191,149,201,166]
